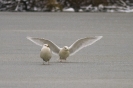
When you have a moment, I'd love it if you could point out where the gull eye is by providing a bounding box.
[44,44,49,47]
[64,46,68,50]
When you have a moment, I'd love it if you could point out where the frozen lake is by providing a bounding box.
[0,12,133,88]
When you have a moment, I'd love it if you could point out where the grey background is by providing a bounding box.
[0,12,133,88]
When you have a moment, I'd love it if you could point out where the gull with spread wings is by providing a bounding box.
[27,36,103,62]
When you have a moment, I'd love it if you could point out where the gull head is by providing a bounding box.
[43,44,49,47]
[63,46,69,51]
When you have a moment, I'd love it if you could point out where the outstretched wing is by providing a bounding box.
[27,36,61,55]
[69,36,103,56]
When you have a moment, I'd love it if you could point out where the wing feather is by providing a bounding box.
[69,36,103,55]
[27,36,60,55]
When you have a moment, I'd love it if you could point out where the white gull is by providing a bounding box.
[27,36,103,62]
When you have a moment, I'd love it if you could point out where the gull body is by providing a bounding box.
[59,46,70,62]
[27,36,103,62]
[40,44,52,64]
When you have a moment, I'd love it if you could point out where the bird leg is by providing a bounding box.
[43,61,45,65]
[59,59,63,62]
[47,61,49,65]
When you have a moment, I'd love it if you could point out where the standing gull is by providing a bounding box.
[40,44,52,64]
[27,36,103,62]
[27,41,52,64]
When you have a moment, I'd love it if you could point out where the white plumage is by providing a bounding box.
[27,36,103,62]
[40,44,52,64]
